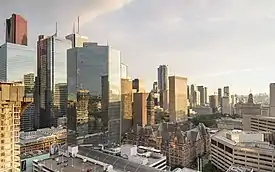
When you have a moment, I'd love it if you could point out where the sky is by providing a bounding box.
[1,0,275,94]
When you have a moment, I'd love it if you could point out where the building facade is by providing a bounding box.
[6,14,27,45]
[121,78,133,134]
[169,76,188,122]
[54,83,68,119]
[24,73,35,94]
[0,43,35,82]
[67,42,121,144]
[158,65,169,110]
[0,82,24,171]
[36,35,71,128]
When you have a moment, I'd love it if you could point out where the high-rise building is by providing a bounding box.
[23,73,34,94]
[204,87,208,104]
[209,95,218,113]
[169,76,188,122]
[0,82,24,171]
[270,83,275,116]
[36,35,71,128]
[120,63,128,79]
[218,88,222,106]
[132,78,145,93]
[121,78,133,134]
[224,86,230,97]
[21,102,35,132]
[54,83,68,119]
[221,96,230,114]
[147,92,155,125]
[65,33,88,48]
[6,14,28,45]
[197,86,205,106]
[67,42,121,144]
[0,43,35,82]
[158,65,169,110]
[133,92,149,128]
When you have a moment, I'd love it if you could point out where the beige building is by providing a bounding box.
[133,92,149,128]
[217,118,243,130]
[169,76,188,122]
[211,129,275,172]
[23,73,34,94]
[54,83,68,119]
[0,82,25,171]
[121,78,133,134]
[235,93,261,117]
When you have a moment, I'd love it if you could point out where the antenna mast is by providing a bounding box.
[55,22,58,36]
[77,16,80,34]
[73,22,76,34]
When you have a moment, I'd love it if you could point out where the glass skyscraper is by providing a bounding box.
[36,35,71,128]
[0,43,35,82]
[67,42,121,144]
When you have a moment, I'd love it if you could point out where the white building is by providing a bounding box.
[211,129,275,172]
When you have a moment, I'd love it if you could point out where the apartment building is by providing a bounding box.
[211,129,275,172]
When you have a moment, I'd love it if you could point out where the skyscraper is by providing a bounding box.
[23,73,34,94]
[204,87,208,104]
[270,83,275,116]
[6,14,28,45]
[224,86,230,97]
[36,35,71,128]
[158,65,169,110]
[0,43,35,82]
[133,92,149,128]
[67,42,121,144]
[218,88,222,106]
[121,78,133,134]
[169,76,188,122]
[65,33,88,48]
[54,83,68,118]
[197,86,205,105]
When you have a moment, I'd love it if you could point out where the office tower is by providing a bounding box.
[152,81,158,92]
[158,65,169,110]
[197,86,205,105]
[67,42,121,144]
[169,76,188,122]
[147,93,155,125]
[218,88,222,106]
[67,90,90,144]
[0,82,24,171]
[187,85,190,100]
[6,14,27,45]
[270,83,275,116]
[65,33,88,48]
[121,63,128,79]
[0,43,35,82]
[209,95,218,113]
[224,86,230,97]
[204,87,208,104]
[121,78,133,134]
[221,96,230,114]
[21,102,35,132]
[36,35,71,128]
[23,73,34,94]
[54,83,68,119]
[133,92,149,128]
[132,78,145,93]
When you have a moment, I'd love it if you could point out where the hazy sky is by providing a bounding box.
[1,0,275,94]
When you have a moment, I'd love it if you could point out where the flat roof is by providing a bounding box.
[20,150,49,159]
[20,127,66,145]
[38,155,104,172]
[78,146,165,172]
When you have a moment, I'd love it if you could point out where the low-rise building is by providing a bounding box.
[20,127,67,153]
[211,129,275,172]
[20,150,49,172]
[217,118,242,130]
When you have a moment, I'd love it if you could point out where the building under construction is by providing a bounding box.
[0,82,25,171]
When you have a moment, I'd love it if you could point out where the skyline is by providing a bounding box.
[1,0,275,94]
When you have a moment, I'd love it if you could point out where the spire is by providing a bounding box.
[77,16,80,34]
[53,22,58,37]
[73,22,76,34]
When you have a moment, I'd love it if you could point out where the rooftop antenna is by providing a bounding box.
[54,22,58,37]
[77,16,80,34]
[73,22,76,34]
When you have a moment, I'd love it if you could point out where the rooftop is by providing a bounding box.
[226,165,253,172]
[36,155,105,172]
[20,127,66,145]
[20,150,49,159]
[172,167,198,172]
[213,129,275,150]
